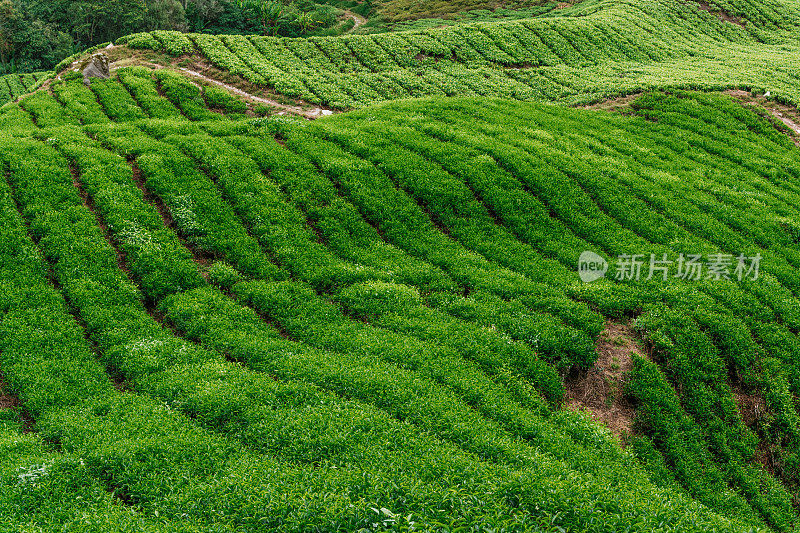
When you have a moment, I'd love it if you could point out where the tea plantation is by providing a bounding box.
[1,0,800,531]
[0,72,48,105]
[116,0,800,108]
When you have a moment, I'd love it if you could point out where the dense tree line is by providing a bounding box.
[0,0,340,74]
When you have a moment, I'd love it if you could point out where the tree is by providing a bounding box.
[144,0,188,31]
[239,0,284,35]
[32,0,146,45]
[0,0,19,72]
[14,19,72,72]
[260,0,284,34]
[77,0,146,43]
[0,1,73,74]
[185,0,224,31]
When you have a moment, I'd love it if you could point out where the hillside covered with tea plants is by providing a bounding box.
[115,0,800,108]
[2,0,800,531]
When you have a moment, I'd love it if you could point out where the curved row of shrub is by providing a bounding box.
[0,99,765,530]
[3,65,800,528]
[117,0,800,108]
[313,95,800,528]
[0,72,49,106]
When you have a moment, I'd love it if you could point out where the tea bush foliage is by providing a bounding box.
[2,1,800,528]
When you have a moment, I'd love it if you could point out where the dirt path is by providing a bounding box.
[726,89,800,146]
[0,374,20,411]
[772,110,800,136]
[582,92,642,112]
[176,67,334,119]
[343,9,367,32]
[56,39,337,120]
[692,0,745,26]
[106,56,335,120]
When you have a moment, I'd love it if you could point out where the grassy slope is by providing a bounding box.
[375,0,548,21]
[1,1,800,530]
[116,0,800,109]
[0,63,800,530]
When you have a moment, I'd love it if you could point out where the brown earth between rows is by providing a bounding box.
[726,89,800,146]
[0,374,20,411]
[693,0,745,27]
[565,320,640,443]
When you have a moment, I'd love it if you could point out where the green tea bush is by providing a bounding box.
[51,78,111,124]
[6,45,800,526]
[90,78,148,122]
[336,279,422,317]
[207,261,242,289]
[203,85,247,114]
[154,69,221,121]
[152,30,195,56]
[115,0,800,110]
[122,32,160,50]
[118,67,187,120]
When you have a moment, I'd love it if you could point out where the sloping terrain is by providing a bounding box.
[1,63,800,529]
[374,0,549,21]
[116,0,800,108]
[2,0,800,530]
[0,72,49,106]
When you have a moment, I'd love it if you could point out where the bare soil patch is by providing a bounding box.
[733,385,766,428]
[773,112,800,138]
[0,374,20,411]
[755,439,782,480]
[693,0,745,27]
[582,92,643,113]
[0,373,33,432]
[565,320,641,443]
[731,385,780,478]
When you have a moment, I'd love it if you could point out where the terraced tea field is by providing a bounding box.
[3,0,800,530]
[0,72,49,106]
[116,0,800,108]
